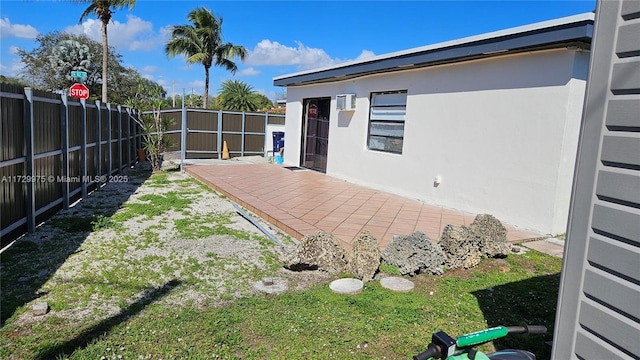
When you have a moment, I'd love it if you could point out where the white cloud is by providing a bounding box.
[0,18,38,39]
[355,50,376,60]
[237,67,260,76]
[245,40,335,70]
[65,15,168,52]
[245,39,377,71]
[141,65,159,73]
[187,80,205,94]
[9,46,20,55]
[0,58,26,76]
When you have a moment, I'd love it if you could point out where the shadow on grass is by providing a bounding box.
[35,279,181,360]
[472,273,561,360]
[0,168,151,326]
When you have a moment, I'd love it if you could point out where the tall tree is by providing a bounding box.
[17,31,162,104]
[76,0,136,103]
[49,39,93,81]
[166,7,247,108]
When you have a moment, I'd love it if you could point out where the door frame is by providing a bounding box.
[300,97,331,172]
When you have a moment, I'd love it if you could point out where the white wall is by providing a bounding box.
[283,49,588,234]
[266,122,286,155]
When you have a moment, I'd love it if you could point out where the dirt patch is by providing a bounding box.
[3,168,330,330]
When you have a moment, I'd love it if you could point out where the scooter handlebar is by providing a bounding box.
[413,344,441,360]
[506,325,547,335]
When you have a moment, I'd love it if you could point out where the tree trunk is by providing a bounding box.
[101,19,109,103]
[203,65,210,109]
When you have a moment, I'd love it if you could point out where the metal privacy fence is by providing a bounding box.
[1,85,286,247]
[0,84,142,247]
[152,108,285,159]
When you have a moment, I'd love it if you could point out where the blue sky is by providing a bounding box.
[1,0,596,102]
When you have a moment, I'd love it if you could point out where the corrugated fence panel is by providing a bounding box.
[245,114,265,132]
[244,134,265,153]
[68,104,83,148]
[267,115,285,125]
[187,133,216,152]
[0,85,141,246]
[0,163,26,237]
[222,133,242,155]
[69,150,82,195]
[34,155,62,209]
[32,93,62,154]
[188,111,217,131]
[222,113,242,132]
[86,106,97,144]
[162,110,182,132]
[1,86,25,162]
[100,107,109,140]
[129,113,138,159]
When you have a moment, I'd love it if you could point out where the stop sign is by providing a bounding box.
[69,83,89,99]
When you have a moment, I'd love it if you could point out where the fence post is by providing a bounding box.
[134,109,140,155]
[241,112,246,157]
[80,98,88,199]
[217,110,223,159]
[95,101,102,187]
[106,103,112,177]
[23,87,36,233]
[126,107,132,166]
[117,105,123,172]
[264,113,269,157]
[126,108,131,167]
[180,98,187,172]
[60,94,70,209]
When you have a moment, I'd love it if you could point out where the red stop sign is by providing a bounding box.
[308,104,318,118]
[69,83,89,99]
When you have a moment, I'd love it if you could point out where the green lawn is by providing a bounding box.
[0,171,561,360]
[1,252,560,360]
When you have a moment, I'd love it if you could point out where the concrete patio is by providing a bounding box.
[186,161,544,250]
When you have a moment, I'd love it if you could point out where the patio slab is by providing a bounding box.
[522,238,565,258]
[186,163,543,250]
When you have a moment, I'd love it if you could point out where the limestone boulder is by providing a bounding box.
[161,160,180,172]
[280,231,348,274]
[381,231,446,276]
[470,214,511,258]
[439,225,481,269]
[346,230,381,282]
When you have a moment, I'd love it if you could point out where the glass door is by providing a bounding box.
[300,98,331,172]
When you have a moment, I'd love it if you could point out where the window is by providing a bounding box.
[367,90,407,154]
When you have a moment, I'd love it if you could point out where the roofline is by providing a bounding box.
[274,12,594,87]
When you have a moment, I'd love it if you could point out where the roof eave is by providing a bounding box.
[274,18,593,87]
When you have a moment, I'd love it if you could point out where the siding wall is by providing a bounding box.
[283,49,588,234]
[553,1,640,359]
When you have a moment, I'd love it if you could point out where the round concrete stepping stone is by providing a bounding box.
[380,276,415,292]
[329,278,363,294]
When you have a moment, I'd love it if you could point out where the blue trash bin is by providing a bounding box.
[273,131,285,153]
[272,131,284,164]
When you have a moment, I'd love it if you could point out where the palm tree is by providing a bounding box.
[217,80,259,112]
[166,7,247,109]
[77,0,136,103]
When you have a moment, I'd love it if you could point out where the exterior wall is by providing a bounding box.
[283,49,588,234]
[266,123,286,155]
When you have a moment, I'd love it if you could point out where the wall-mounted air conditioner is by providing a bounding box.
[336,94,356,111]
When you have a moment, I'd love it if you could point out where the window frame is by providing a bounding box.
[367,90,408,154]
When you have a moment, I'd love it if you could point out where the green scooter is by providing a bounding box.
[413,324,547,360]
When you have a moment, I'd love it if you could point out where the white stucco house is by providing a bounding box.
[273,13,594,235]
